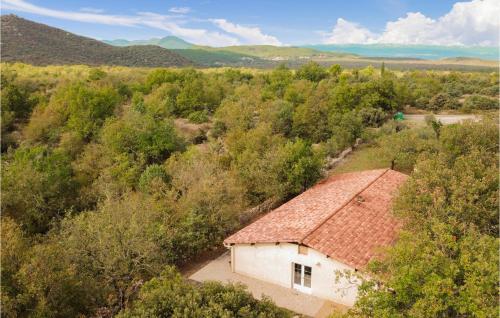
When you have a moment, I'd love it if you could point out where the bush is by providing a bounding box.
[462,95,498,110]
[138,164,170,193]
[358,107,387,127]
[187,110,209,123]
[428,92,459,110]
[1,146,78,234]
[117,267,291,318]
[295,61,328,82]
[101,110,184,164]
[87,68,107,81]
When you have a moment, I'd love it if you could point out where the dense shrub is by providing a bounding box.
[462,94,498,110]
[117,267,291,318]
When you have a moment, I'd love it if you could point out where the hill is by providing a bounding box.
[104,36,195,49]
[0,15,192,67]
[199,45,356,60]
[172,49,273,67]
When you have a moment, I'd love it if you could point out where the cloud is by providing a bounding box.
[79,7,104,14]
[138,12,240,46]
[2,0,138,26]
[323,0,500,46]
[323,18,377,44]
[169,7,190,14]
[1,0,242,46]
[211,18,282,45]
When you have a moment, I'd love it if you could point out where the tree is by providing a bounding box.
[296,61,328,82]
[1,217,29,317]
[138,164,170,194]
[462,95,498,111]
[16,239,101,318]
[428,93,459,110]
[56,194,177,314]
[328,64,343,79]
[1,73,37,149]
[347,120,499,318]
[264,63,293,98]
[100,110,184,164]
[274,138,323,199]
[292,82,331,142]
[1,146,78,234]
[24,82,120,144]
[117,267,291,318]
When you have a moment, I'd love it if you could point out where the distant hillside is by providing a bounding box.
[104,36,195,49]
[200,45,356,60]
[0,15,192,67]
[172,49,273,67]
[303,44,499,61]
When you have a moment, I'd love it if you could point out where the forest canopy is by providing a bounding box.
[1,62,498,317]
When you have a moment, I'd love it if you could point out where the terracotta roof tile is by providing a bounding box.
[224,169,408,269]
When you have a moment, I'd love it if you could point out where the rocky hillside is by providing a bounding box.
[0,15,192,67]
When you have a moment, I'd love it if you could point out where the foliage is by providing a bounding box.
[346,120,499,318]
[1,217,29,317]
[1,146,78,234]
[117,266,291,318]
[100,110,184,164]
[428,92,459,110]
[295,61,328,82]
[24,82,120,144]
[462,94,498,111]
[1,63,498,317]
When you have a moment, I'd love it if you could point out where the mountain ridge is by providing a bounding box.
[0,15,193,67]
[104,36,195,49]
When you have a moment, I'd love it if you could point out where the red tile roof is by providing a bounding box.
[224,169,408,269]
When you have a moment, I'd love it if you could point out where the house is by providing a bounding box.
[223,169,408,306]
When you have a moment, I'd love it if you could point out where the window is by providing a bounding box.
[294,263,302,285]
[293,263,312,290]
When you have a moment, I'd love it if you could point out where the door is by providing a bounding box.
[293,263,312,293]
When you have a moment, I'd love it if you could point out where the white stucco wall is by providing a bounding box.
[231,243,360,306]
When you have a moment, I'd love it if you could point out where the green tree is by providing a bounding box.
[462,95,498,111]
[347,120,499,318]
[428,92,459,110]
[296,61,328,82]
[1,146,78,234]
[117,266,291,318]
[274,138,323,199]
[100,110,184,164]
[1,217,29,317]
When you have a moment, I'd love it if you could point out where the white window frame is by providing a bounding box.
[292,262,312,293]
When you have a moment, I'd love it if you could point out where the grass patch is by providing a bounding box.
[329,144,390,175]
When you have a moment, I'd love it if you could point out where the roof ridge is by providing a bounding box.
[299,168,389,245]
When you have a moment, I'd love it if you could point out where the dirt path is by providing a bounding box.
[404,114,480,124]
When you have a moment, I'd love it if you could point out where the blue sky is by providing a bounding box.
[2,0,499,46]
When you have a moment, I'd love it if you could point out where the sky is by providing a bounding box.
[1,0,499,47]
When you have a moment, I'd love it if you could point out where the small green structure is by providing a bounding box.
[393,112,404,121]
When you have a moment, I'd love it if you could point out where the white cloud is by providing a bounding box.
[211,18,282,45]
[323,0,500,46]
[0,0,245,46]
[323,18,377,44]
[79,7,104,14]
[2,0,138,26]
[138,12,240,46]
[169,7,190,14]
